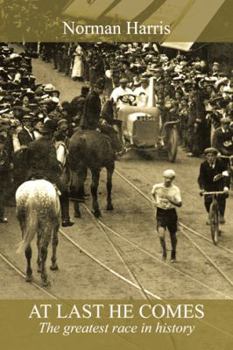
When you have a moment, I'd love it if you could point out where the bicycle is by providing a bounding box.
[203,191,225,245]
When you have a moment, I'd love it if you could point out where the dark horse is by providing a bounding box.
[69,129,115,218]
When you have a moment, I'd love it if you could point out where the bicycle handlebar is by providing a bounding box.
[203,191,226,195]
[219,155,233,159]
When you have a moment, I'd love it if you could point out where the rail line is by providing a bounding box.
[0,243,145,350]
[114,169,233,291]
[3,169,232,300]
[0,225,161,300]
[80,203,231,299]
[0,250,58,299]
[59,228,162,300]
[115,168,233,255]
[62,204,233,341]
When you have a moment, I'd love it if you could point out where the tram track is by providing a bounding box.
[115,169,233,252]
[0,240,145,350]
[59,227,162,300]
[2,168,232,300]
[60,208,233,343]
[0,224,160,300]
[113,169,233,294]
[79,203,231,299]
[3,200,230,301]
[115,167,233,255]
[0,219,152,300]
[0,249,58,299]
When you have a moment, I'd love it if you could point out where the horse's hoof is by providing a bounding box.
[25,275,33,283]
[92,210,101,218]
[42,280,51,288]
[50,264,59,271]
[106,204,114,211]
[74,212,81,218]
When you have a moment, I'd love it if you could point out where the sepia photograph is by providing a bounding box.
[0,41,233,300]
[1,1,233,350]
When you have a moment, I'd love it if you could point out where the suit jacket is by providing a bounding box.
[212,127,233,155]
[18,127,34,146]
[27,136,61,186]
[198,158,229,191]
[0,149,10,185]
[80,90,101,129]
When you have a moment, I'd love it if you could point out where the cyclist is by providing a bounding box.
[151,169,182,263]
[198,147,230,224]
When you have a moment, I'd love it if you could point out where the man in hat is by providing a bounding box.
[26,119,57,180]
[211,62,221,77]
[212,117,233,156]
[18,114,35,146]
[80,78,104,130]
[151,169,182,262]
[26,120,73,227]
[57,118,70,146]
[198,147,229,224]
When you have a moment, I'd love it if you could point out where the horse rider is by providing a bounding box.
[80,78,105,130]
[26,119,74,227]
[100,99,123,155]
[198,147,230,225]
[70,86,90,124]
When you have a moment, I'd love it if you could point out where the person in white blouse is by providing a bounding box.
[110,78,134,109]
[134,77,150,107]
[54,130,73,227]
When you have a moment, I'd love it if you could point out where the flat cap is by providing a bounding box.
[204,147,218,155]
[163,169,176,178]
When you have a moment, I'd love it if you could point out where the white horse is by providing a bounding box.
[16,180,61,287]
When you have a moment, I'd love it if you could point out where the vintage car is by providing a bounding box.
[116,78,179,162]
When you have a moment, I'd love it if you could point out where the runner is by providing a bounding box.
[151,169,182,263]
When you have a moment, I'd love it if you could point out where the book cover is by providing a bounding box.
[0,1,232,349]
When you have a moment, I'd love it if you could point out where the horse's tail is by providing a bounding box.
[16,205,38,254]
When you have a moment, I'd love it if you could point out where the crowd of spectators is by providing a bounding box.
[0,42,233,222]
[38,42,233,157]
[0,43,233,218]
[0,43,76,222]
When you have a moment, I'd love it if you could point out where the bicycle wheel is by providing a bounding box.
[209,201,219,245]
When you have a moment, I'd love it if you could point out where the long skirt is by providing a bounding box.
[71,56,84,79]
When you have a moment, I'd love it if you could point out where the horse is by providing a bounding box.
[69,129,115,218]
[16,179,61,287]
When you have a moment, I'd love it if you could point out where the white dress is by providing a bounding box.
[71,45,84,79]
